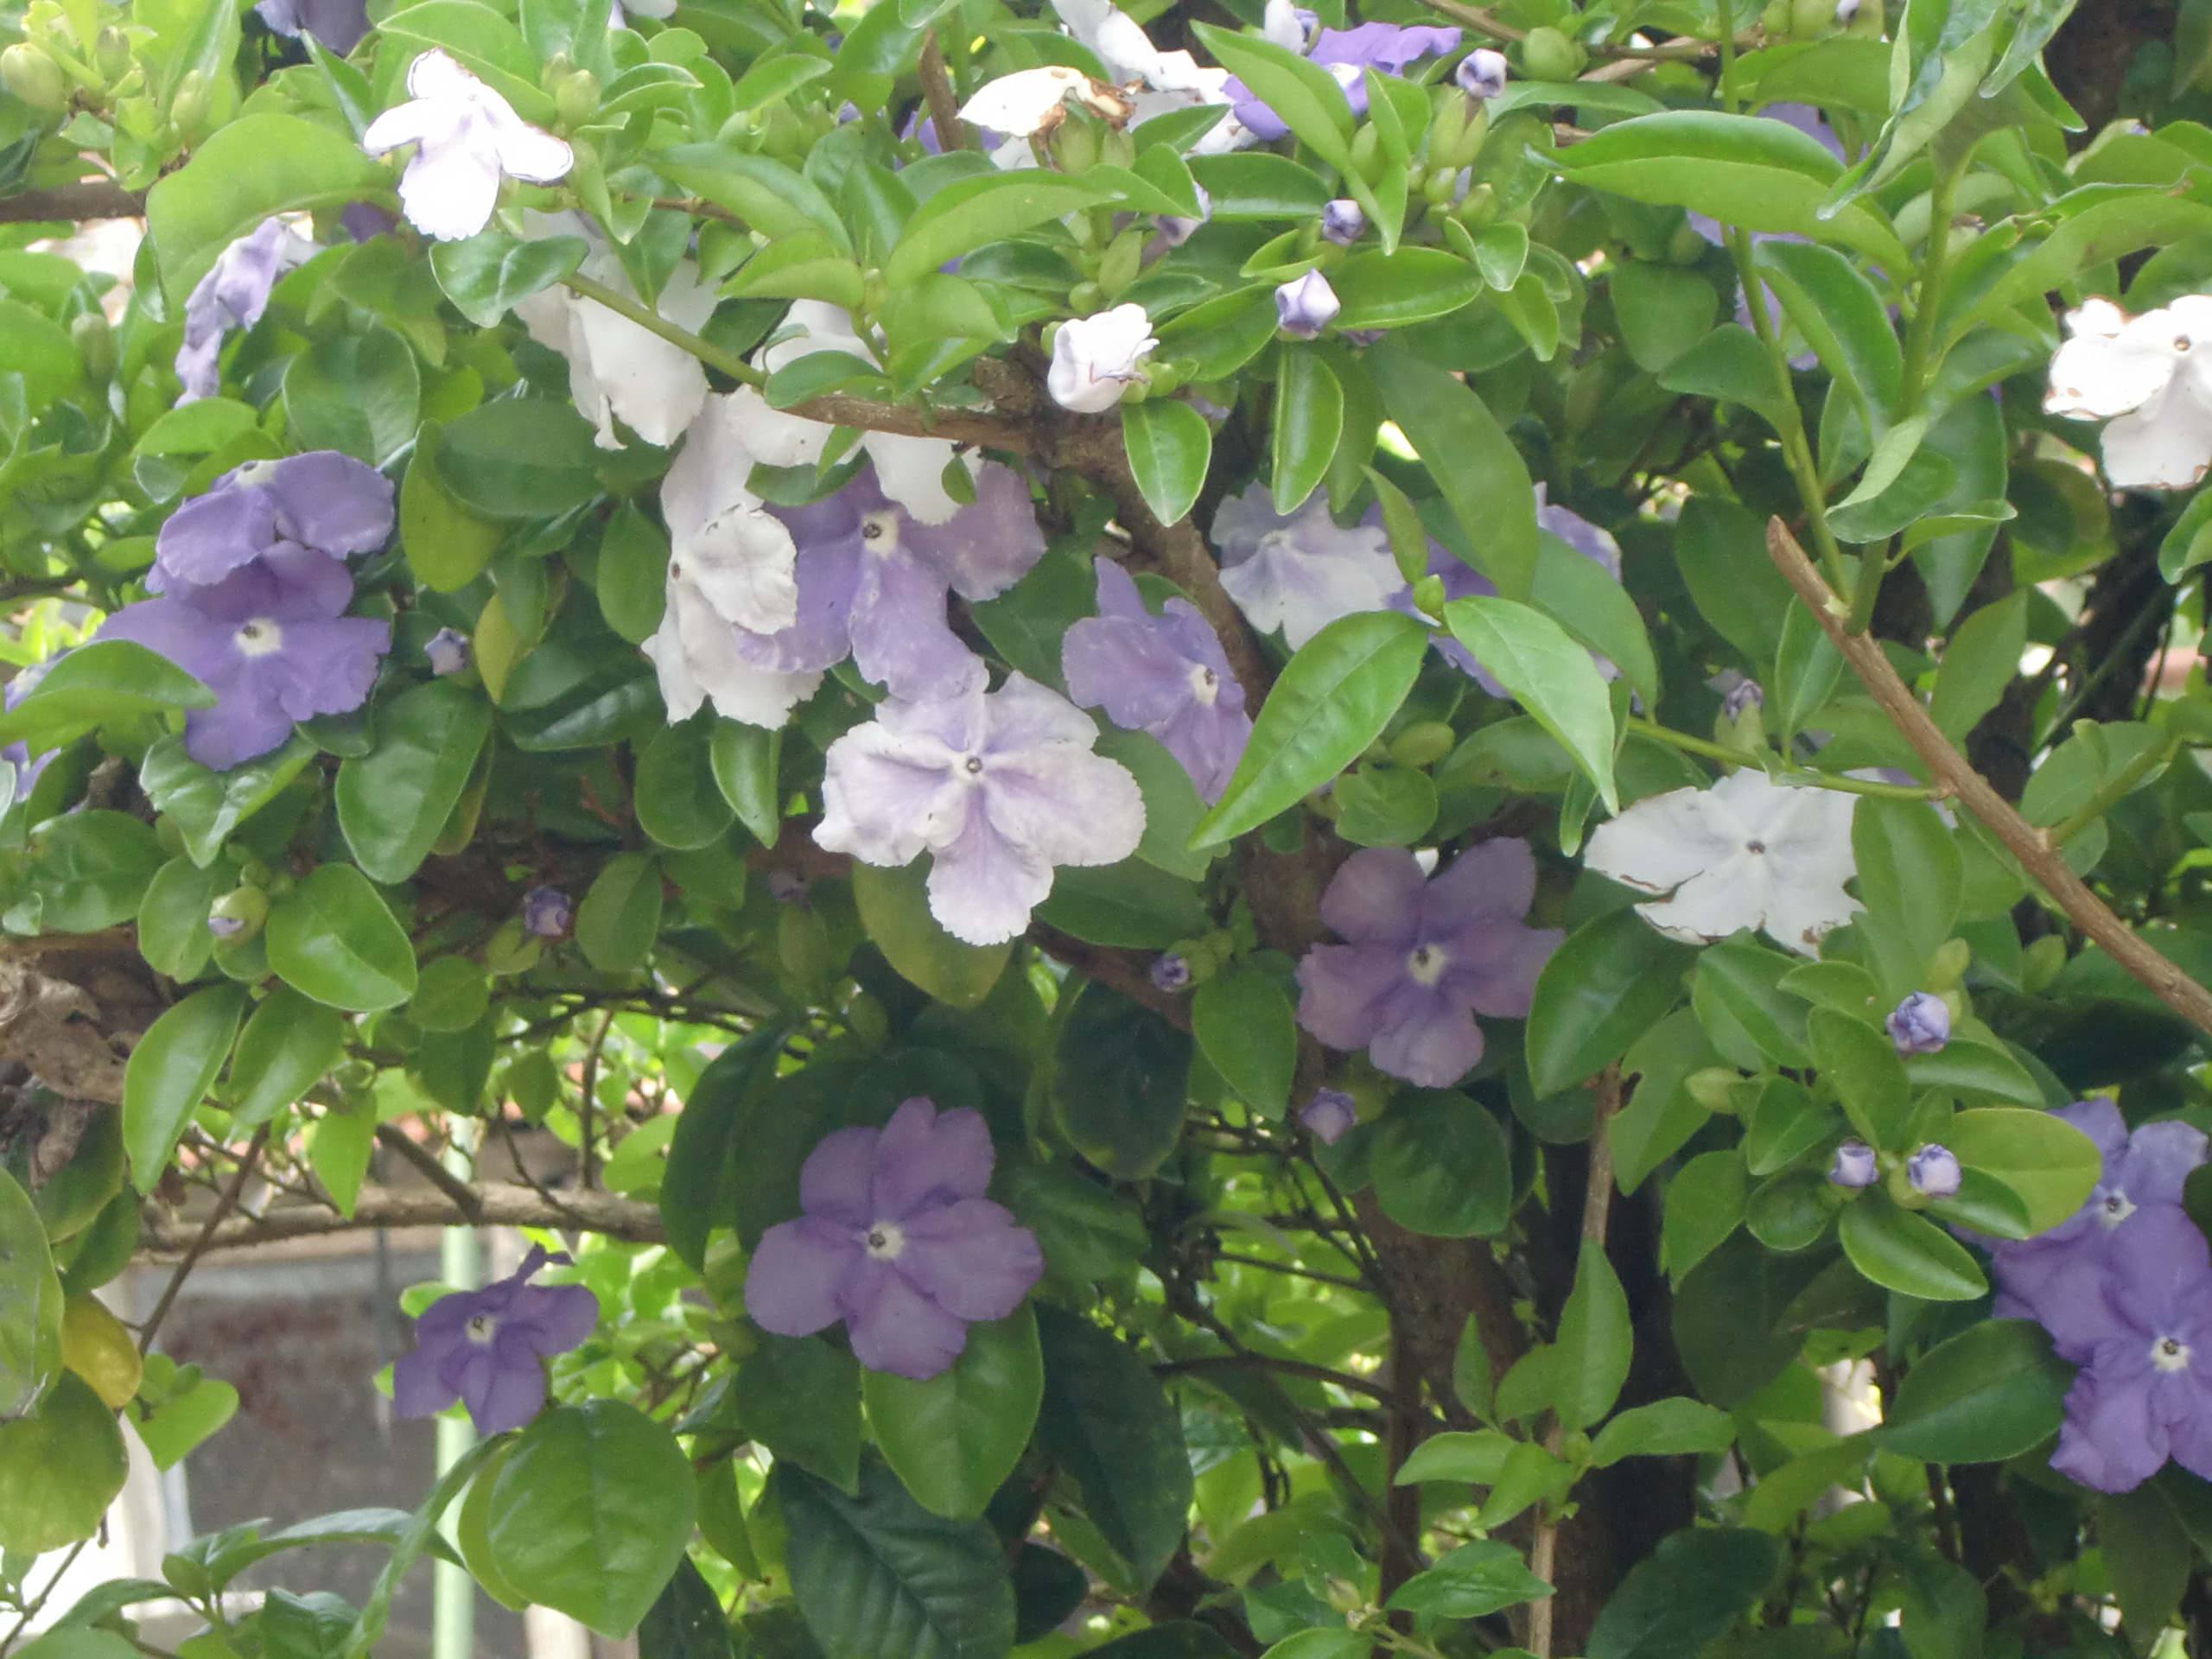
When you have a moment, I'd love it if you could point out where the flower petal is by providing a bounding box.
[1367,989,1485,1087]
[871,1100,994,1217]
[841,1255,972,1379]
[398,140,504,242]
[801,1123,882,1224]
[1319,847,1427,944]
[745,1217,860,1337]
[895,1199,1044,1321]
[926,810,1058,945]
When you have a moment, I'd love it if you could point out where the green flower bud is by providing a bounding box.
[1411,573,1447,620]
[1453,181,1498,227]
[554,67,600,127]
[1349,122,1383,183]
[1389,720,1456,769]
[483,916,543,976]
[2021,933,2066,995]
[169,68,209,136]
[1789,0,1835,34]
[538,51,575,93]
[1052,111,1103,174]
[1519,26,1584,81]
[1924,937,1973,992]
[1668,220,1712,265]
[2,44,69,112]
[207,885,268,944]
[70,311,114,379]
[1685,1066,1745,1114]
[1097,227,1145,299]
[332,1058,377,1094]
[1067,280,1103,313]
[93,28,130,83]
[1421,167,1458,207]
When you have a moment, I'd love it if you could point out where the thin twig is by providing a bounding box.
[137,1179,664,1255]
[1156,1352,1409,1410]
[373,1123,486,1224]
[0,181,146,222]
[1213,1250,1367,1289]
[918,31,975,152]
[137,1126,272,1355]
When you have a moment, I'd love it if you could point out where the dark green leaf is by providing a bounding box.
[1583,1526,1779,1659]
[1035,1306,1191,1595]
[1526,910,1694,1096]
[1122,399,1212,528]
[123,984,247,1181]
[430,231,588,327]
[336,680,492,884]
[1368,337,1535,598]
[1878,1319,2070,1464]
[1050,982,1192,1180]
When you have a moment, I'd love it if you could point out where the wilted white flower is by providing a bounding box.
[958,65,1132,137]
[1048,304,1157,413]
[643,568,822,729]
[1583,769,1860,955]
[657,391,810,639]
[361,51,573,241]
[2044,295,2212,490]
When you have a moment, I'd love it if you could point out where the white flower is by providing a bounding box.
[1047,0,1247,148]
[1048,304,1157,413]
[816,674,1146,945]
[2044,294,2212,490]
[362,51,573,241]
[1261,0,1312,51]
[1212,485,1407,649]
[1583,769,1860,956]
[660,391,810,637]
[642,568,822,728]
[958,65,1131,137]
[512,212,713,449]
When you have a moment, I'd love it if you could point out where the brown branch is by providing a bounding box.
[918,31,976,153]
[137,1180,665,1255]
[0,182,146,223]
[1028,923,1192,1030]
[1764,518,2212,1040]
[0,958,130,1104]
[373,1122,485,1224]
[138,1126,271,1354]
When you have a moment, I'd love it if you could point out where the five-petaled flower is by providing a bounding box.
[2044,295,2212,491]
[363,51,574,242]
[1215,484,1407,649]
[745,1098,1044,1379]
[815,673,1145,946]
[391,1244,598,1434]
[175,219,317,403]
[1583,770,1860,956]
[1296,842,1561,1088]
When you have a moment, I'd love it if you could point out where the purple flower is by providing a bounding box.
[2050,1208,2212,1493]
[744,1098,1044,1379]
[1,661,57,802]
[1215,485,1407,650]
[1886,991,1950,1055]
[1226,22,1462,140]
[425,627,470,677]
[1157,184,1212,247]
[1151,953,1192,993]
[175,219,317,403]
[1276,270,1340,340]
[1062,558,1251,802]
[1296,842,1562,1088]
[766,869,810,906]
[1321,200,1366,246]
[1721,677,1764,721]
[1300,1089,1357,1145]
[98,548,391,772]
[254,0,370,54]
[1906,1143,1961,1198]
[523,885,571,938]
[154,453,396,589]
[391,1244,598,1434]
[734,461,1044,704]
[343,203,400,244]
[1455,48,1509,99]
[1828,1141,1877,1188]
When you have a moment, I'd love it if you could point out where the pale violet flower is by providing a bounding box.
[1828,1141,1877,1188]
[255,0,370,52]
[1907,1144,1962,1199]
[1321,200,1366,246]
[1050,305,1158,414]
[815,674,1146,946]
[362,51,574,242]
[1276,271,1340,340]
[2044,296,2212,490]
[175,218,318,403]
[1886,991,1950,1054]
[1456,48,1509,99]
[643,564,822,730]
[1300,1089,1357,1145]
[1214,483,1407,649]
[513,212,715,449]
[1583,769,1860,955]
[657,391,810,638]
[425,627,469,676]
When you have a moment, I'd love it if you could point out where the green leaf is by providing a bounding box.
[866,1306,1043,1521]
[1050,982,1192,1180]
[336,680,493,883]
[1588,1397,1738,1466]
[430,231,588,327]
[1837,1192,1986,1300]
[1532,529,1658,712]
[1660,1149,1747,1283]
[123,984,247,1181]
[0,640,212,753]
[1189,24,1351,156]
[1693,937,1812,1069]
[639,1556,733,1659]
[709,721,783,847]
[1878,1319,2070,1464]
[377,0,550,119]
[1608,262,1717,373]
[884,173,1110,289]
[0,1373,128,1554]
[1658,325,1793,431]
[1584,1526,1781,1659]
[1526,910,1694,1096]
[1446,595,1618,809]
[141,734,316,869]
[739,1334,862,1492]
[1808,1007,1911,1148]
[1386,1541,1552,1618]
[147,114,391,304]
[1192,609,1427,847]
[135,397,261,457]
[637,720,737,850]
[28,813,167,933]
[0,1167,62,1419]
[488,1402,697,1638]
[997,1163,1148,1287]
[1187,154,1333,220]
[1942,1106,2102,1234]
[1368,338,1536,598]
[2102,1484,2193,1639]
[1270,347,1341,516]
[1329,250,1484,331]
[1674,497,1796,666]
[1370,1090,1513,1237]
[227,988,347,1127]
[1035,1306,1192,1594]
[284,326,421,467]
[1752,240,1903,430]
[1191,965,1297,1120]
[575,853,664,976]
[597,502,671,645]
[1552,1238,1632,1430]
[658,1024,791,1270]
[266,864,420,1011]
[1929,590,2027,745]
[433,399,605,519]
[1851,797,1961,996]
[852,861,1008,1009]
[400,417,507,593]
[658,149,850,249]
[1120,398,1211,528]
[132,1370,240,1470]
[1904,1038,2044,1107]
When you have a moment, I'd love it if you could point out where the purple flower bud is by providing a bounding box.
[1300,1089,1357,1145]
[766,869,810,906]
[342,202,399,244]
[1157,184,1213,248]
[425,626,470,677]
[1885,991,1951,1055]
[1833,0,1859,20]
[1275,270,1341,341]
[1827,1140,1877,1189]
[1340,328,1386,348]
[1455,48,1509,99]
[1908,1144,1962,1199]
[1321,199,1366,245]
[1722,678,1764,721]
[207,913,246,938]
[1150,953,1193,993]
[522,885,571,938]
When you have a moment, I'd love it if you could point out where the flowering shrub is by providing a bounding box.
[8,0,2212,1653]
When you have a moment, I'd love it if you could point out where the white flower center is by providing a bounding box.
[1186,663,1219,706]
[234,619,284,658]
[1259,530,1299,557]
[2154,1334,2192,1372]
[858,511,902,556]
[1405,943,1449,987]
[465,1313,498,1345]
[864,1221,906,1260]
[2100,1188,2137,1230]
[233,459,281,487]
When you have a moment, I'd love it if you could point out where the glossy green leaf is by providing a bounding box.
[1608,261,1717,373]
[1752,240,1902,429]
[1371,1090,1513,1237]
[1446,595,1618,810]
[0,1373,128,1554]
[284,326,420,467]
[865,1306,1042,1521]
[1121,398,1212,527]
[884,174,1110,289]
[400,416,507,593]
[1329,249,1484,331]
[1191,964,1297,1120]
[1526,910,1694,1096]
[141,734,315,869]
[1588,1397,1738,1466]
[709,720,783,847]
[0,1167,62,1420]
[1837,1193,1986,1300]
[1186,153,1332,219]
[1929,591,2028,745]
[1585,1526,1781,1659]
[123,983,247,1181]
[738,1333,862,1492]
[1270,347,1341,516]
[636,720,737,850]
[1661,1149,1747,1283]
[1878,1318,2070,1463]
[1386,1541,1552,1618]
[1808,1007,1910,1148]
[28,812,166,933]
[1943,1106,2102,1233]
[576,852,664,976]
[433,399,604,519]
[337,679,492,883]
[598,502,671,645]
[266,864,420,1011]
[1851,797,1961,996]
[0,641,212,753]
[1531,529,1658,711]
[1051,982,1192,1180]
[658,1024,791,1270]
[430,230,588,327]
[227,988,347,1127]
[1035,1306,1192,1594]
[852,861,1008,1009]
[1657,325,1793,430]
[1693,937,1813,1068]
[1369,338,1536,598]
[1553,1238,1632,1430]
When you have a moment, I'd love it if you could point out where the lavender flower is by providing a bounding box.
[362,51,574,242]
[1151,954,1193,993]
[744,1098,1044,1379]
[1225,22,1462,140]
[425,627,470,677]
[1886,992,1950,1055]
[342,204,399,244]
[2049,1208,2212,1493]
[815,674,1145,946]
[1157,184,1212,247]
[1455,48,1509,99]
[1296,842,1561,1088]
[98,548,391,772]
[1721,677,1764,721]
[1214,484,1407,650]
[1062,557,1251,801]
[254,0,370,53]
[0,662,56,803]
[1906,1144,1962,1199]
[1300,1089,1357,1145]
[155,453,396,589]
[175,219,317,403]
[1275,271,1340,340]
[392,1245,598,1434]
[1321,200,1366,246]
[1827,1141,1877,1189]
[522,886,571,938]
